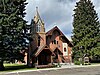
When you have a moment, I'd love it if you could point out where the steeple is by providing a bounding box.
[33,7,45,33]
[34,7,41,23]
[30,7,46,47]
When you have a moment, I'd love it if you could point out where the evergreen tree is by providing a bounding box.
[0,0,28,70]
[72,0,100,61]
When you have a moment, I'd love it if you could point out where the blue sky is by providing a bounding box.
[24,0,100,40]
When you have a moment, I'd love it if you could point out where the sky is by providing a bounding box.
[24,0,100,41]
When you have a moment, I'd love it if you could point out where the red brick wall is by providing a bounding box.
[38,32,46,46]
[47,31,62,52]
[63,47,72,63]
[46,30,72,63]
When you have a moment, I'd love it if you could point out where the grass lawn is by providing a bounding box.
[1,63,36,72]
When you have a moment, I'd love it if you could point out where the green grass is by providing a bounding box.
[1,63,36,72]
[4,63,24,67]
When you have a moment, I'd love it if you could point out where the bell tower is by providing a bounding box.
[30,7,46,48]
[33,7,45,33]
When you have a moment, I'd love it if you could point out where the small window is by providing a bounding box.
[57,41,58,44]
[54,40,56,44]
[64,48,66,52]
[38,37,40,46]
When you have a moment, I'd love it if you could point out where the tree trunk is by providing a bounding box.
[0,60,5,71]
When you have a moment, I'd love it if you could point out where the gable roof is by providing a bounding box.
[46,26,73,47]
[46,26,64,36]
[53,47,63,54]
[35,45,54,57]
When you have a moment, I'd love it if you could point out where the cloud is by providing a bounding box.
[92,0,100,19]
[24,0,100,41]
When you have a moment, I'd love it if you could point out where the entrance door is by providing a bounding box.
[38,50,51,65]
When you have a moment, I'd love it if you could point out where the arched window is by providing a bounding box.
[63,43,68,56]
[36,24,41,32]
[54,40,56,44]
[64,48,66,52]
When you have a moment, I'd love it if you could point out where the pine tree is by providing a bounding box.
[0,0,28,70]
[72,0,100,61]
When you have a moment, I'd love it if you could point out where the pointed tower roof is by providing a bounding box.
[33,7,45,33]
[34,7,44,24]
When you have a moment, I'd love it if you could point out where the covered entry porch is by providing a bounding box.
[33,45,54,67]
[38,49,52,65]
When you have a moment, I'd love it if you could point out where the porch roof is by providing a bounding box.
[53,47,63,54]
[35,45,54,57]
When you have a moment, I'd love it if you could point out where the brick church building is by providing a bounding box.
[24,7,73,67]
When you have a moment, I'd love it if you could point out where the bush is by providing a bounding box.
[74,60,84,65]
[74,60,81,65]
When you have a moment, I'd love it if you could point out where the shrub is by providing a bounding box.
[74,60,81,65]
